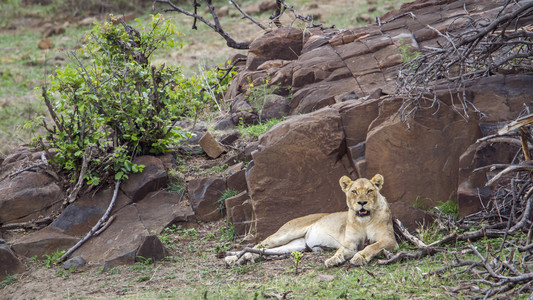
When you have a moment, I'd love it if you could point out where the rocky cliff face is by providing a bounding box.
[223,0,533,239]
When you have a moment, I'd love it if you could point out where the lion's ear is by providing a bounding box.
[371,174,384,190]
[339,176,352,192]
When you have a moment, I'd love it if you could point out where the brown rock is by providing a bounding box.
[457,141,517,217]
[0,243,25,281]
[248,108,353,239]
[290,77,360,114]
[0,171,63,224]
[225,191,254,236]
[136,191,195,232]
[188,177,227,222]
[11,227,79,258]
[389,201,435,232]
[365,97,482,208]
[38,38,54,49]
[120,155,168,202]
[199,132,226,159]
[226,169,248,193]
[248,27,303,61]
[73,205,147,267]
[135,235,168,263]
[335,98,380,147]
[260,94,290,121]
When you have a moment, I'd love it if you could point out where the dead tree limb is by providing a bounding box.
[396,2,533,121]
[154,0,252,49]
[0,216,53,230]
[377,247,447,265]
[394,218,428,247]
[56,180,121,264]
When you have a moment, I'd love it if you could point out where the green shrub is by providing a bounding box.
[36,15,195,188]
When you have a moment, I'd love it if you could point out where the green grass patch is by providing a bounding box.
[238,118,283,138]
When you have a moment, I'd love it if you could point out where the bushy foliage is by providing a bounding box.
[37,14,233,188]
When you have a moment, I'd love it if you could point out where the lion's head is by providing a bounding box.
[339,174,384,218]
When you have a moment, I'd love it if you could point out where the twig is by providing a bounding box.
[229,0,266,30]
[65,147,92,205]
[394,218,428,247]
[56,180,121,263]
[0,216,53,230]
[377,247,446,265]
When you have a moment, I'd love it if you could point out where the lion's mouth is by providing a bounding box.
[356,209,370,217]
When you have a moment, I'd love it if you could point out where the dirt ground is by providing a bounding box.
[1,220,335,299]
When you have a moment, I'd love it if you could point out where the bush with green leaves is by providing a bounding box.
[36,14,233,189]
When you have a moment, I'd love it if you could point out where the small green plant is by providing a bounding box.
[431,200,459,219]
[167,170,185,195]
[42,249,66,268]
[398,39,422,63]
[291,251,304,274]
[246,78,279,124]
[0,274,17,288]
[238,118,283,138]
[135,275,151,282]
[216,221,237,255]
[132,256,154,274]
[218,188,239,212]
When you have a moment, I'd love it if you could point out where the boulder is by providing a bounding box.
[365,97,482,208]
[248,27,304,62]
[199,132,226,159]
[188,177,227,222]
[120,155,168,202]
[457,141,517,217]
[135,235,168,263]
[225,191,254,236]
[227,169,248,193]
[0,171,63,224]
[63,256,86,270]
[389,201,435,232]
[10,227,79,258]
[247,108,353,239]
[0,243,25,281]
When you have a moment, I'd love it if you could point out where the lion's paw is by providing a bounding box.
[324,256,343,268]
[349,253,366,266]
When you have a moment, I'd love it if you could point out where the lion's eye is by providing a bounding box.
[352,190,358,195]
[366,189,373,194]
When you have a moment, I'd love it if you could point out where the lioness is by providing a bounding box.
[225,174,398,267]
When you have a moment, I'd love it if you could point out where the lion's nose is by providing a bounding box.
[358,201,367,206]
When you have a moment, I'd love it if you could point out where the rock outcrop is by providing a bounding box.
[222,0,533,238]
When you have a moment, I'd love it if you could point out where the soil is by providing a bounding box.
[2,220,333,299]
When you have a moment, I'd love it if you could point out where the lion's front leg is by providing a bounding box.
[349,236,398,266]
[325,246,357,267]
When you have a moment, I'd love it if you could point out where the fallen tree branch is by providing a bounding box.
[56,180,121,263]
[377,247,447,265]
[394,218,427,247]
[154,0,251,49]
[0,216,53,230]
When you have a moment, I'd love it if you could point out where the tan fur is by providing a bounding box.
[225,174,398,267]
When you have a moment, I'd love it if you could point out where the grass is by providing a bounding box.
[0,274,17,288]
[5,218,530,299]
[238,118,284,138]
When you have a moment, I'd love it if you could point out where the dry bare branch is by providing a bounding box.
[396,2,533,121]
[56,180,121,263]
